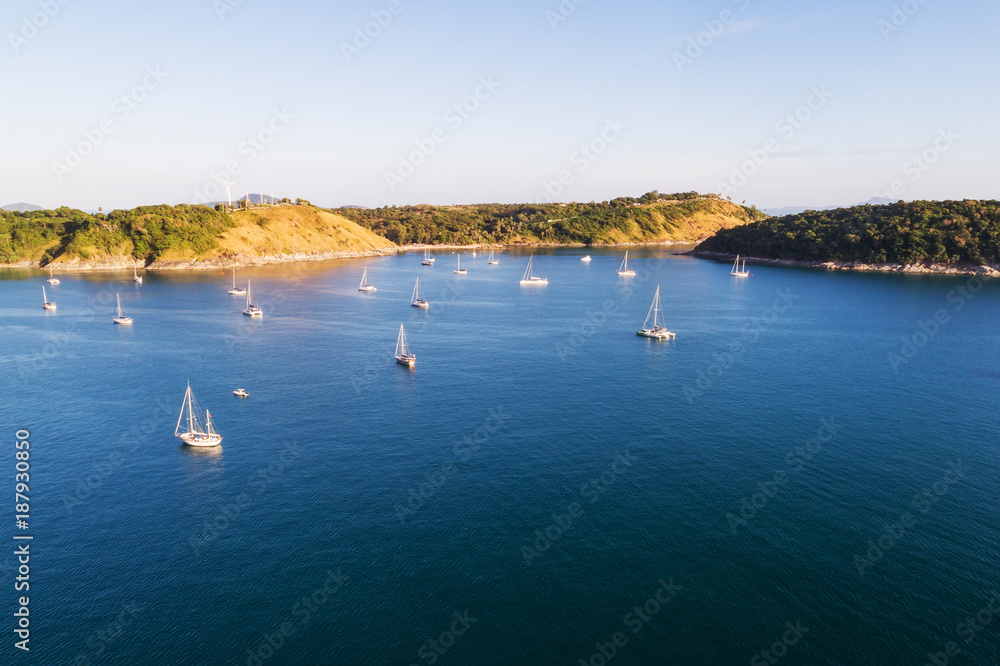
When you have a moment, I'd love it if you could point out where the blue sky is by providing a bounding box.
[2,0,997,210]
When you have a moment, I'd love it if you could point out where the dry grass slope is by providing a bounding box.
[156,206,396,262]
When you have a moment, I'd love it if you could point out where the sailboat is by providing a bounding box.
[42,286,56,310]
[228,269,246,295]
[47,267,60,284]
[519,256,548,285]
[422,248,435,266]
[242,279,262,317]
[636,286,675,339]
[453,255,467,275]
[133,266,143,283]
[395,323,416,367]
[175,382,222,446]
[488,250,499,265]
[731,255,751,277]
[580,255,592,263]
[411,278,429,308]
[112,293,132,325]
[358,267,377,292]
[617,251,636,276]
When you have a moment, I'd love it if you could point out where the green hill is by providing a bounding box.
[0,204,393,267]
[335,192,764,246]
[695,200,1000,267]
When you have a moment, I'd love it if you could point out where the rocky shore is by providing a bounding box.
[690,251,1000,276]
[1,248,398,272]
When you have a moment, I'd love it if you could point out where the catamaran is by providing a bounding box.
[113,293,132,325]
[133,266,143,283]
[242,279,262,317]
[358,267,377,292]
[47,267,60,284]
[42,286,56,310]
[636,286,675,339]
[519,256,548,285]
[731,255,751,277]
[453,255,467,275]
[175,382,222,446]
[422,249,435,265]
[617,251,636,276]
[411,278,429,308]
[395,323,416,367]
[488,250,499,265]
[228,269,246,295]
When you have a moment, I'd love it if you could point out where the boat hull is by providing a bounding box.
[359,286,377,292]
[228,289,247,295]
[454,270,467,275]
[412,301,429,308]
[617,270,636,277]
[395,355,416,367]
[520,278,548,285]
[637,328,675,340]
[113,317,132,325]
[43,303,56,310]
[178,432,222,447]
[47,278,60,284]
[421,260,435,266]
[242,309,262,317]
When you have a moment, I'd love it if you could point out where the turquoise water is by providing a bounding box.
[2,249,999,665]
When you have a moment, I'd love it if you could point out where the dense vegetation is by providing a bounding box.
[335,192,761,245]
[0,205,234,264]
[697,200,1000,266]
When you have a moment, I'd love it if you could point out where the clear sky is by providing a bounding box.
[2,0,997,210]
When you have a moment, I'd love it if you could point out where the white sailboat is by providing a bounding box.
[228,269,246,295]
[422,248,435,265]
[358,267,377,292]
[133,266,143,283]
[411,278,429,308]
[112,293,132,325]
[175,382,222,446]
[42,286,56,310]
[580,255,592,263]
[617,251,636,276]
[731,255,751,277]
[636,286,675,339]
[242,279,262,317]
[453,255,467,275]
[47,267,60,284]
[519,256,548,285]
[488,250,499,265]
[395,323,416,367]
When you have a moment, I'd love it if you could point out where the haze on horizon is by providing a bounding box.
[2,0,997,212]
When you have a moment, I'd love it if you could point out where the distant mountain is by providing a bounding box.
[2,202,43,212]
[763,197,900,218]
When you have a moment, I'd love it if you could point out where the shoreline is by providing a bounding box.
[1,239,707,272]
[690,251,1000,276]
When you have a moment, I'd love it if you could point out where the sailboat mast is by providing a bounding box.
[187,386,194,433]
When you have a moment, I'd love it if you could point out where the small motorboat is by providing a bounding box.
[233,388,250,398]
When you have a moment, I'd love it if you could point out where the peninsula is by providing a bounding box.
[0,192,762,270]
